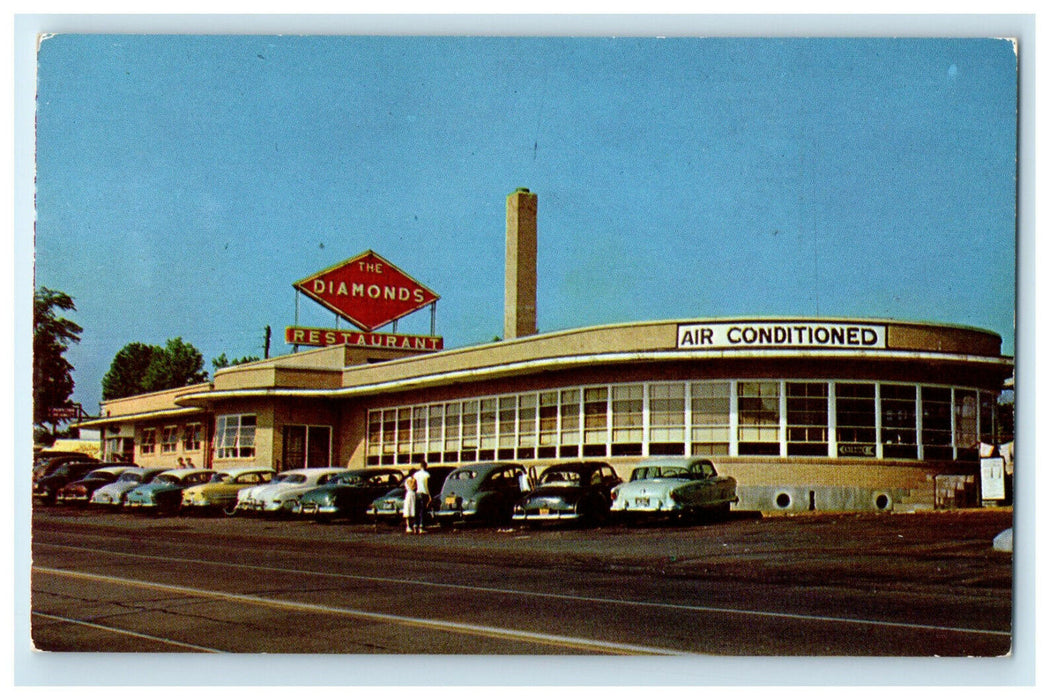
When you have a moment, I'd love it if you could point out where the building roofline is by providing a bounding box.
[174,348,1014,406]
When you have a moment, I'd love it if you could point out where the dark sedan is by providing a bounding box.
[433,462,530,527]
[294,468,406,522]
[367,466,455,525]
[33,460,111,505]
[512,461,623,527]
[55,466,137,506]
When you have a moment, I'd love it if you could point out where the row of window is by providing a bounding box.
[139,423,203,455]
[365,380,997,465]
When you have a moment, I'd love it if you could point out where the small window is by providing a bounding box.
[160,426,179,454]
[140,428,157,455]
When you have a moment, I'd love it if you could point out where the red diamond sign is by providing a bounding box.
[293,250,440,332]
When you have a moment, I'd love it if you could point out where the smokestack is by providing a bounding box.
[504,187,538,340]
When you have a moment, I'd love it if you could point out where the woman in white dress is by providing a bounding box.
[402,477,417,533]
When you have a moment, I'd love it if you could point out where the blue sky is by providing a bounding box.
[32,34,1018,415]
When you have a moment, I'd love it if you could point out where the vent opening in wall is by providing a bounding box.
[775,492,792,509]
[875,493,891,510]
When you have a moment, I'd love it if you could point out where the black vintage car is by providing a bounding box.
[294,468,406,522]
[367,466,456,525]
[33,460,107,505]
[55,465,139,506]
[512,462,623,527]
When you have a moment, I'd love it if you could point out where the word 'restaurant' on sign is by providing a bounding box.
[677,322,888,350]
[285,327,444,351]
[294,250,440,331]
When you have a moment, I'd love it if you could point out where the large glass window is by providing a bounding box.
[215,414,256,459]
[461,400,479,461]
[444,402,460,462]
[922,386,953,460]
[611,385,643,456]
[786,382,829,456]
[690,382,730,456]
[649,383,685,455]
[980,391,996,446]
[835,383,876,457]
[538,392,558,458]
[366,411,383,465]
[427,405,444,460]
[479,398,497,459]
[381,409,396,462]
[880,384,917,459]
[411,406,428,462]
[517,394,538,459]
[497,396,517,459]
[559,389,581,458]
[954,389,979,461]
[583,387,609,457]
[396,408,412,463]
[737,382,780,455]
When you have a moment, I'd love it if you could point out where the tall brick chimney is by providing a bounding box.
[504,187,538,340]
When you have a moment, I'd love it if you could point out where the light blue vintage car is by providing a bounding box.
[125,468,214,514]
[89,467,170,508]
[609,457,737,522]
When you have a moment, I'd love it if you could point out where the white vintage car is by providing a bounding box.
[610,457,737,521]
[89,467,170,507]
[234,468,346,515]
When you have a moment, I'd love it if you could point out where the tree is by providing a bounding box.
[101,342,161,400]
[33,287,82,431]
[143,337,208,391]
[101,337,208,400]
[212,352,261,373]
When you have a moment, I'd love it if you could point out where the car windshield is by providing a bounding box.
[631,466,693,480]
[155,474,180,485]
[210,473,233,483]
[540,469,582,486]
[84,470,112,480]
[278,474,306,484]
[118,472,142,483]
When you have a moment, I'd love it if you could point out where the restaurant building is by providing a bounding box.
[78,189,1013,512]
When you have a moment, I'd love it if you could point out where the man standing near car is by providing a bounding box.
[412,460,430,533]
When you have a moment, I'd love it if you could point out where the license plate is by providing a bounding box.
[635,497,651,507]
[539,507,549,516]
[445,496,456,506]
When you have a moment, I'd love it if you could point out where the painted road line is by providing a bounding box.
[33,566,685,655]
[31,611,224,653]
[35,541,1012,639]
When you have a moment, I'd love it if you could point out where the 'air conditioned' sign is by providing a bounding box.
[294,250,440,332]
[677,322,888,350]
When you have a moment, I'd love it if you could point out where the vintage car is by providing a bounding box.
[433,462,530,527]
[90,467,170,507]
[33,460,117,505]
[125,468,214,514]
[180,467,276,515]
[294,467,407,522]
[609,457,738,521]
[512,461,623,527]
[234,468,346,515]
[33,453,99,483]
[367,466,456,525]
[56,465,137,505]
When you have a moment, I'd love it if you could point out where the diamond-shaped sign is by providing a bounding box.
[293,250,440,331]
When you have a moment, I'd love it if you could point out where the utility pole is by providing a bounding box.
[264,325,271,359]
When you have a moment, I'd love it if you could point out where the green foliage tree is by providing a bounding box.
[101,337,208,400]
[101,342,161,400]
[143,337,208,391]
[33,287,82,430]
[211,352,261,373]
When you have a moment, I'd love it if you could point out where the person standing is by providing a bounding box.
[402,476,417,534]
[412,460,431,534]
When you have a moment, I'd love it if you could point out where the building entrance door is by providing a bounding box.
[281,425,333,471]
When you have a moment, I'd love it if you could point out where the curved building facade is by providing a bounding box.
[84,315,1011,513]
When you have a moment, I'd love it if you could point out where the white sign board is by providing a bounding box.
[980,457,1006,500]
[677,322,888,350]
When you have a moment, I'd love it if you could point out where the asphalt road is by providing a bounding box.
[30,506,1013,658]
